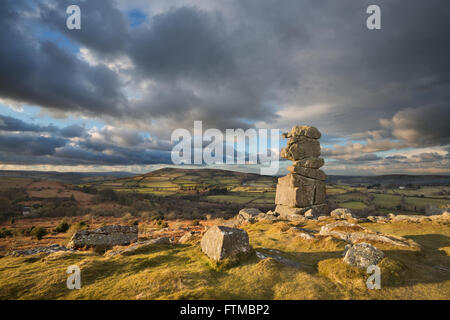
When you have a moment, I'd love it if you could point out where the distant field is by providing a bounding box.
[0,177,33,189]
[88,168,277,199]
[339,201,368,210]
[0,168,448,218]
[80,169,450,214]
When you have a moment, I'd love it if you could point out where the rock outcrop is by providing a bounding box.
[343,242,384,268]
[67,225,138,250]
[275,125,328,220]
[319,221,418,248]
[201,226,251,261]
[235,208,279,224]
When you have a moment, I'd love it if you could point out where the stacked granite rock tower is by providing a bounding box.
[275,126,328,220]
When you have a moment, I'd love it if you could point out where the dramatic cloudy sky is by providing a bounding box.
[0,0,449,175]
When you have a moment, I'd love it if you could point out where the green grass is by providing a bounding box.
[339,201,368,210]
[0,219,448,300]
[405,197,449,209]
[372,194,401,209]
[205,194,257,204]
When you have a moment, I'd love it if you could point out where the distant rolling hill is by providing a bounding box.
[0,170,136,184]
[90,167,277,196]
[1,168,449,187]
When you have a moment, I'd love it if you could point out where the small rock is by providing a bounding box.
[236,208,263,224]
[343,242,384,268]
[391,215,432,223]
[330,208,353,220]
[290,227,316,240]
[178,231,194,244]
[200,226,251,261]
[304,209,314,219]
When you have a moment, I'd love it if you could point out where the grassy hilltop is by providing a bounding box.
[0,217,448,300]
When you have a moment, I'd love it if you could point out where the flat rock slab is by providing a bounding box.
[67,225,138,250]
[256,249,304,268]
[201,226,251,261]
[293,157,324,169]
[320,221,418,248]
[287,166,327,181]
[8,244,73,256]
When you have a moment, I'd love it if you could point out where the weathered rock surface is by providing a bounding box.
[275,203,328,220]
[201,226,251,261]
[292,157,324,169]
[281,136,321,161]
[8,244,73,256]
[289,227,316,240]
[237,208,263,223]
[343,242,384,268]
[275,125,328,220]
[67,225,138,250]
[178,231,200,244]
[366,212,449,224]
[282,125,322,139]
[367,215,390,223]
[259,210,279,221]
[287,166,327,181]
[319,221,417,247]
[105,237,170,257]
[330,208,354,220]
[275,173,326,208]
[256,248,303,268]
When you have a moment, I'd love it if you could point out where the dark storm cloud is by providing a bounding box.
[0,116,171,165]
[349,154,382,162]
[14,0,450,133]
[0,115,57,133]
[381,103,450,146]
[411,152,446,163]
[0,134,67,156]
[60,124,86,138]
[54,145,171,165]
[0,0,449,169]
[0,0,127,117]
[40,0,129,55]
[128,6,235,81]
